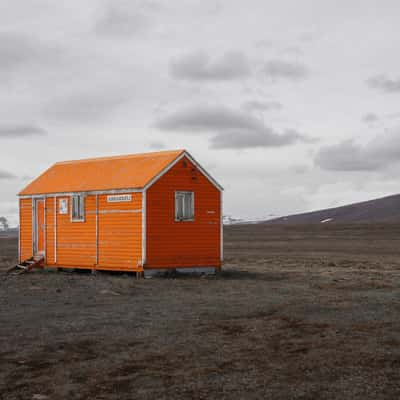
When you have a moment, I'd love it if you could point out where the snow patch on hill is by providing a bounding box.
[223,214,279,225]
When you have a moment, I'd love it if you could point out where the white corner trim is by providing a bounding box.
[220,190,223,262]
[95,194,99,265]
[31,198,34,256]
[44,197,46,260]
[141,190,147,266]
[18,199,21,263]
[54,195,57,263]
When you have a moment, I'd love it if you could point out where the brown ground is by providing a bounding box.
[1,224,400,399]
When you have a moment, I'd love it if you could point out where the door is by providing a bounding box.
[35,199,45,254]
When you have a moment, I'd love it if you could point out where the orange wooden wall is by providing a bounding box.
[97,193,142,270]
[19,193,142,271]
[19,198,32,262]
[145,156,221,268]
[55,195,97,267]
[45,197,55,264]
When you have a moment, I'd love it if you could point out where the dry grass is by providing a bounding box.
[1,224,400,399]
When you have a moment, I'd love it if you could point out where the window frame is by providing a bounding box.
[71,194,85,222]
[175,191,195,222]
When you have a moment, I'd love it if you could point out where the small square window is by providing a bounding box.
[175,191,194,221]
[71,195,85,221]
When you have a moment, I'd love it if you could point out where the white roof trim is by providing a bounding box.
[19,151,223,197]
[143,151,223,192]
[19,188,143,198]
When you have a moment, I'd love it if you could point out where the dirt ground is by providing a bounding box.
[2,224,400,399]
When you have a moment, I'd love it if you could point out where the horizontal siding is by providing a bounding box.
[45,197,55,264]
[44,193,142,271]
[20,198,32,262]
[146,156,221,268]
[20,193,143,271]
[55,195,96,267]
[97,193,142,270]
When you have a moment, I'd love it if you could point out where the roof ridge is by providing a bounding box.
[55,149,185,165]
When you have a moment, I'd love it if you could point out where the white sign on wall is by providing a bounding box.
[107,194,132,203]
[59,198,68,214]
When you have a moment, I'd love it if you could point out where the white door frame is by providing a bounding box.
[33,197,45,255]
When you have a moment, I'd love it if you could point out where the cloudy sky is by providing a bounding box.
[2,0,400,225]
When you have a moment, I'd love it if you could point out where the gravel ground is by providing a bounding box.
[1,224,400,399]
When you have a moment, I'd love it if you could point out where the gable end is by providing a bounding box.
[143,151,223,192]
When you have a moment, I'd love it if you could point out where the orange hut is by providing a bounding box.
[18,150,223,275]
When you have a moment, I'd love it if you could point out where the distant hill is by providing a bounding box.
[267,194,400,224]
[0,228,18,237]
[223,215,278,225]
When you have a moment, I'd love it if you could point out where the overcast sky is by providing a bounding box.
[1,0,400,225]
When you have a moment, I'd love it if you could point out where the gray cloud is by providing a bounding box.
[281,45,303,56]
[157,105,311,149]
[263,59,308,80]
[0,170,16,180]
[386,112,400,120]
[242,100,282,112]
[0,124,47,138]
[157,106,265,132]
[95,4,150,37]
[0,31,60,74]
[44,89,130,123]
[255,39,274,48]
[170,51,250,81]
[298,32,316,43]
[210,128,304,149]
[149,140,166,149]
[315,130,400,171]
[367,74,400,93]
[362,112,379,124]
[315,141,380,171]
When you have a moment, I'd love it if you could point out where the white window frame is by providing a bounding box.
[71,194,85,222]
[175,191,194,222]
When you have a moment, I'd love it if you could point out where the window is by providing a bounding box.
[175,191,194,221]
[71,195,85,221]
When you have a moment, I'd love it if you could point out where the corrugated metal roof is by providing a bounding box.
[19,149,185,195]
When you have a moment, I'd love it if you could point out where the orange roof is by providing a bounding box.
[19,149,185,195]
